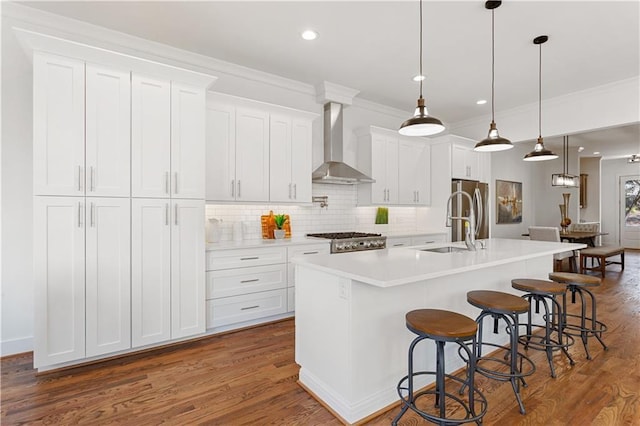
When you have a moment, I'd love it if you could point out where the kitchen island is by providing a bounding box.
[292,238,585,424]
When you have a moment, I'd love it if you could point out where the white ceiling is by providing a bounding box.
[21,0,640,159]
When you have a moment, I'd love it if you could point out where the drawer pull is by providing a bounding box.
[240,305,260,311]
[393,243,405,247]
[303,251,319,255]
[424,241,435,244]
[240,279,259,284]
[240,256,259,261]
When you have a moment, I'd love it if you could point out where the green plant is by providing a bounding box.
[375,207,388,224]
[274,214,287,229]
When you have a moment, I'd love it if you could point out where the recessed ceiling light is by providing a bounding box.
[412,74,425,82]
[578,146,584,152]
[301,30,318,41]
[593,151,600,155]
[476,99,487,105]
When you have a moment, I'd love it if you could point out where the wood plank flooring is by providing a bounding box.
[2,250,639,425]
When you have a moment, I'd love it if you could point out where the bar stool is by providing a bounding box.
[548,272,608,359]
[463,290,536,415]
[511,279,575,378]
[393,309,487,425]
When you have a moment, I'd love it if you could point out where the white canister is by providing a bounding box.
[233,221,243,241]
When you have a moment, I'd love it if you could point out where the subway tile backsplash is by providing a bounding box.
[205,184,428,241]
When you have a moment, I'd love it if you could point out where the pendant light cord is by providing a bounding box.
[491,8,495,122]
[538,42,542,138]
[419,0,423,99]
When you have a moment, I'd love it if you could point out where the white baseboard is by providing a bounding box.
[1,336,34,357]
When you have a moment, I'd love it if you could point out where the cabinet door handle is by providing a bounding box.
[174,203,178,225]
[78,166,83,192]
[393,243,405,247]
[78,202,83,228]
[165,172,170,194]
[174,172,178,194]
[240,256,259,261]
[89,166,94,192]
[237,180,241,198]
[240,278,259,284]
[303,251,319,255]
[90,202,95,227]
[231,180,235,197]
[293,183,297,199]
[165,203,169,226]
[417,191,420,203]
[288,183,292,199]
[240,305,260,311]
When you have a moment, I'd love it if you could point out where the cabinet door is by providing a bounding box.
[399,140,431,205]
[291,118,312,202]
[85,64,131,197]
[206,103,236,201]
[34,197,85,367]
[171,200,205,339]
[371,134,394,204]
[451,144,470,179]
[131,75,171,198]
[33,53,85,196]
[85,198,131,357]
[235,107,270,202]
[269,113,293,202]
[171,84,205,199]
[131,199,171,347]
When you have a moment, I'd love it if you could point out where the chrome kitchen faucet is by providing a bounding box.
[446,190,477,251]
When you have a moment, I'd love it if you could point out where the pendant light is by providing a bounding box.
[523,35,558,161]
[551,135,579,187]
[474,1,513,152]
[399,0,445,137]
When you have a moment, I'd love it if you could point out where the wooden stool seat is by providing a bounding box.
[406,309,477,340]
[511,278,566,295]
[548,272,601,287]
[579,246,625,278]
[467,290,530,314]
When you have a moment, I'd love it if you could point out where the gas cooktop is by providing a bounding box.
[306,232,386,253]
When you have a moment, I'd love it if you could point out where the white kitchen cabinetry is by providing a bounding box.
[171,200,206,339]
[171,84,206,199]
[85,64,131,197]
[286,243,330,312]
[85,198,131,357]
[410,233,448,246]
[131,74,171,198]
[358,126,431,206]
[452,143,481,181]
[398,139,431,205]
[34,197,86,367]
[131,199,205,346]
[206,247,287,329]
[387,236,413,248]
[131,199,172,347]
[270,114,313,203]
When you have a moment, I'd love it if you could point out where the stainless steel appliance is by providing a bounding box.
[306,232,386,253]
[451,180,489,242]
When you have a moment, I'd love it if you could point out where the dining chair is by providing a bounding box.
[570,222,601,246]
[528,226,577,272]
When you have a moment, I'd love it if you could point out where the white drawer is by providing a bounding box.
[287,287,295,313]
[411,234,447,246]
[287,243,330,286]
[206,264,286,299]
[207,247,286,270]
[207,289,287,328]
[387,236,413,248]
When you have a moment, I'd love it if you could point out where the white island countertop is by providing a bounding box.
[292,238,585,288]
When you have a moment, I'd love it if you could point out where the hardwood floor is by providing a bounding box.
[2,250,639,425]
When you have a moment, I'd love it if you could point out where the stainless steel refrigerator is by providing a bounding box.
[451,180,489,242]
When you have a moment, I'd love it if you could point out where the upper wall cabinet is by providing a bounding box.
[206,93,316,204]
[357,126,431,206]
[33,53,86,196]
[131,75,172,198]
[451,143,481,181]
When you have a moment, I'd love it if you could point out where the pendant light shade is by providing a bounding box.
[474,1,513,152]
[551,135,579,187]
[524,35,557,162]
[399,0,445,137]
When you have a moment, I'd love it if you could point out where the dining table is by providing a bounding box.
[522,231,607,247]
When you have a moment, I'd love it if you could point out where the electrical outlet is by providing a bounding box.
[338,281,347,299]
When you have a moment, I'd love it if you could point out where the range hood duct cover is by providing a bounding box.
[312,102,375,185]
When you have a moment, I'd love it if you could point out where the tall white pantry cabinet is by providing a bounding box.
[32,49,212,369]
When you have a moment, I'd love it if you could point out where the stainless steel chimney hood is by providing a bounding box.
[312,102,375,185]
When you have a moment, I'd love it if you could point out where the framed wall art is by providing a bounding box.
[496,180,522,224]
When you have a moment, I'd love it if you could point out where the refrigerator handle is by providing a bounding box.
[473,187,483,237]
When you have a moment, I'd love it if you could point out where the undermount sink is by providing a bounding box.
[420,246,468,253]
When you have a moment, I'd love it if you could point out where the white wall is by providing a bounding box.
[579,157,601,222]
[600,158,640,246]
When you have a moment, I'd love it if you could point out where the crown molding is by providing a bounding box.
[315,81,360,105]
